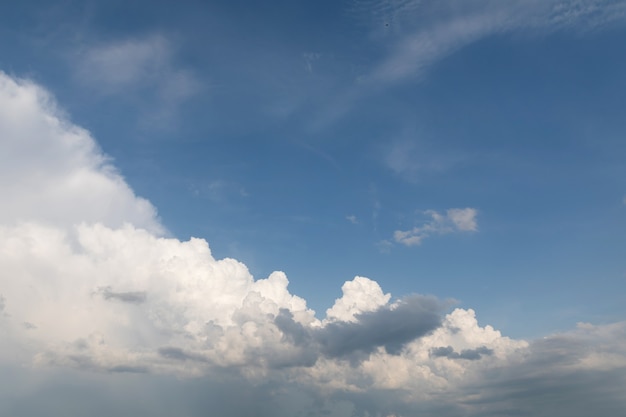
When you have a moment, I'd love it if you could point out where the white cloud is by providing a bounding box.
[0,72,163,234]
[394,208,477,246]
[370,10,504,84]
[1,72,624,416]
[447,208,478,231]
[325,277,391,323]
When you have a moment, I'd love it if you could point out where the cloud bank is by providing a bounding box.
[0,71,625,416]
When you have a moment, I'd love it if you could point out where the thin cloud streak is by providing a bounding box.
[365,0,626,85]
[311,0,626,131]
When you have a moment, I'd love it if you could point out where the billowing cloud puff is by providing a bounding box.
[1,71,625,416]
[325,276,391,322]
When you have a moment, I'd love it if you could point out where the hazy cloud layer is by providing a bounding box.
[1,71,625,416]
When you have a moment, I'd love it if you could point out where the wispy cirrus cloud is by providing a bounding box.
[311,1,626,133]
[363,0,626,85]
[74,34,201,128]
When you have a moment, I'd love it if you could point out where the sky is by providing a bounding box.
[0,0,625,416]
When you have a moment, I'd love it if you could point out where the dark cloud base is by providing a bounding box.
[3,360,624,417]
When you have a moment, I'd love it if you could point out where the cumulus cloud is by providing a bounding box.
[318,295,443,357]
[325,276,391,322]
[393,208,477,246]
[1,71,625,416]
[455,321,626,417]
[430,345,494,360]
[0,72,163,233]
[276,294,444,364]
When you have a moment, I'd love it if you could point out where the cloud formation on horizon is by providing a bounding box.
[0,71,625,416]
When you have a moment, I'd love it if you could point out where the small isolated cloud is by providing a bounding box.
[393,208,477,247]
[346,215,358,224]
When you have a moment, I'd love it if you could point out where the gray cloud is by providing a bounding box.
[0,366,328,417]
[276,295,444,364]
[158,347,208,363]
[430,345,494,360]
[96,286,147,304]
[438,322,626,417]
[107,365,149,374]
[318,295,443,358]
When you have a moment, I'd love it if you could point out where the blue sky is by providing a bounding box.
[1,1,626,416]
